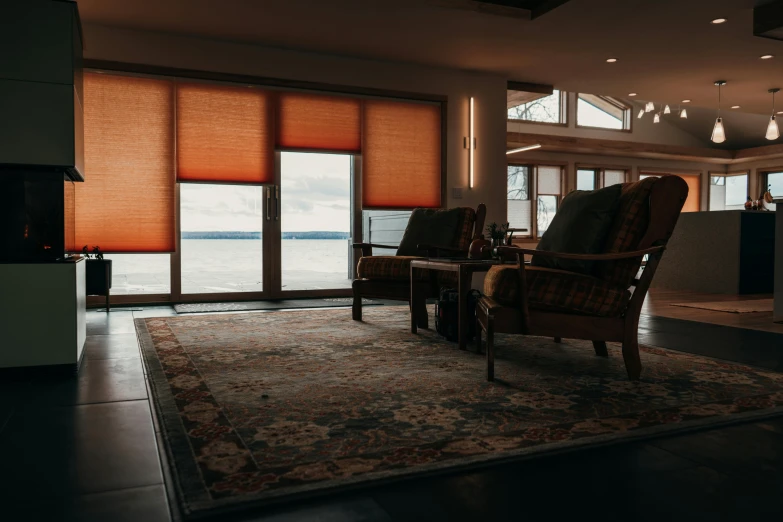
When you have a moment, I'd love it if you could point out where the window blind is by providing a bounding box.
[603,169,626,186]
[76,73,175,253]
[641,172,700,212]
[536,166,562,194]
[679,174,701,212]
[277,92,361,152]
[362,100,442,209]
[177,83,273,184]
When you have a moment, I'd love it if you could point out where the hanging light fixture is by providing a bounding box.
[711,81,726,143]
[680,106,688,119]
[766,88,780,141]
[645,101,654,112]
[663,104,671,114]
[653,107,661,123]
[637,108,645,119]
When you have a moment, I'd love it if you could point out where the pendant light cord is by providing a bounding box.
[717,84,721,117]
[773,91,776,116]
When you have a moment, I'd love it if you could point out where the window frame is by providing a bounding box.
[575,94,632,132]
[574,163,630,190]
[507,88,568,127]
[759,167,783,199]
[707,170,749,211]
[507,161,566,239]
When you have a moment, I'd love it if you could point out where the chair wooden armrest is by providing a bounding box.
[417,244,467,257]
[496,245,665,262]
[352,242,399,257]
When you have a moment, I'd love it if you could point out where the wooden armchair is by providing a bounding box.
[476,176,688,382]
[353,204,486,326]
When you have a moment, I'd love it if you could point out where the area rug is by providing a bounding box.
[671,299,774,313]
[173,297,387,314]
[136,307,783,520]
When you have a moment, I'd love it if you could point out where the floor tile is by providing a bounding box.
[0,400,162,500]
[84,334,141,360]
[243,497,392,522]
[21,357,147,408]
[74,485,171,522]
[86,311,138,335]
[650,420,783,481]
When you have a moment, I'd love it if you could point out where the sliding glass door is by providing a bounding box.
[276,152,353,294]
[177,153,354,300]
[180,184,266,296]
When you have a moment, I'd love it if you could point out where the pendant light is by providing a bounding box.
[664,104,671,114]
[711,81,726,144]
[645,101,654,112]
[766,88,780,141]
[637,108,645,119]
[680,106,688,119]
[653,109,661,123]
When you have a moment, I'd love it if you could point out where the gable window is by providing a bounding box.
[709,173,748,211]
[577,94,631,130]
[507,164,564,238]
[508,88,566,125]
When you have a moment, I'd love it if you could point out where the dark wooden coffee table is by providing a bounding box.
[409,258,500,350]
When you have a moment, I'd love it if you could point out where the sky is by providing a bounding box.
[180,152,351,232]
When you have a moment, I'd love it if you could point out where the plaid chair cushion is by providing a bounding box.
[483,265,630,317]
[357,256,428,281]
[595,177,657,288]
[453,207,477,252]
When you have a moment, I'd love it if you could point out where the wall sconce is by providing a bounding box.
[464,97,475,188]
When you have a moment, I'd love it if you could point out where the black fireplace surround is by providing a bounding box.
[0,170,74,263]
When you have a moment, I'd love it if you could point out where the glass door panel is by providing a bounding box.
[279,152,352,292]
[180,184,264,295]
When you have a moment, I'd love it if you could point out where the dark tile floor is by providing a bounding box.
[1,306,782,521]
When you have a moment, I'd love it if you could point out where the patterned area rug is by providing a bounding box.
[136,307,783,520]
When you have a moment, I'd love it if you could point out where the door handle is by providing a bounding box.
[266,187,271,221]
[275,185,280,221]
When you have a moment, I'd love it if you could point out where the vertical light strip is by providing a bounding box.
[469,96,474,189]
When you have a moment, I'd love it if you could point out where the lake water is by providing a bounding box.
[105,239,354,295]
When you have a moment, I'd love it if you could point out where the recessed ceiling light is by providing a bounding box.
[761,54,774,60]
[777,110,783,114]
[606,58,617,63]
[731,105,740,109]
[682,99,691,103]
[711,18,727,24]
[628,93,637,96]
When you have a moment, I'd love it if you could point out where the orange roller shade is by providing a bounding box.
[176,83,273,184]
[277,92,361,151]
[679,174,701,212]
[76,73,175,253]
[362,100,442,209]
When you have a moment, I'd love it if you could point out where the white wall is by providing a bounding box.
[82,23,509,226]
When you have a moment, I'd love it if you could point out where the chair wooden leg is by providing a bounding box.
[622,337,642,380]
[486,314,495,382]
[592,341,608,357]
[351,281,362,321]
[553,337,561,343]
[475,315,482,353]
